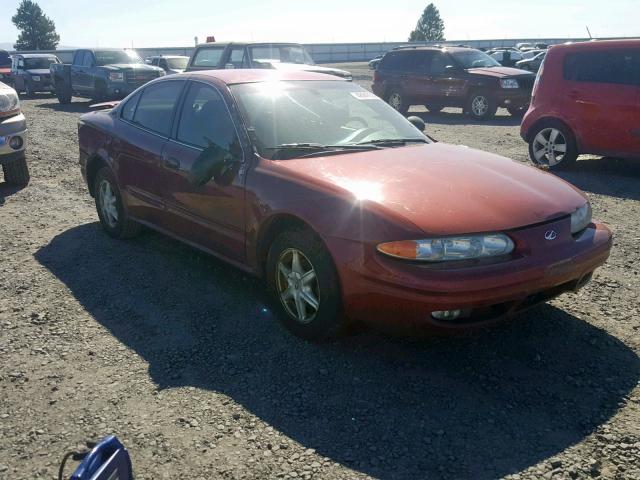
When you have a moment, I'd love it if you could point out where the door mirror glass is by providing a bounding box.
[407,116,426,132]
[188,138,241,186]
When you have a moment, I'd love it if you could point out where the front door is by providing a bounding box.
[161,81,247,263]
[563,48,640,156]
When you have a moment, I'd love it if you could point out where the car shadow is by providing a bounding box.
[0,182,24,206]
[35,100,96,113]
[555,156,640,201]
[35,223,640,480]
[409,109,522,127]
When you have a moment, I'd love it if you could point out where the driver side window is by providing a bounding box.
[176,82,238,151]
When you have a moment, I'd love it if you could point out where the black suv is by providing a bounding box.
[372,46,535,119]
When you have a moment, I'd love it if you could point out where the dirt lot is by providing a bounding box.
[1,64,639,480]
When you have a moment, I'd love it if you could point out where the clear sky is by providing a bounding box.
[1,0,638,48]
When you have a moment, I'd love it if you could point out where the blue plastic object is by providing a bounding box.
[69,436,133,480]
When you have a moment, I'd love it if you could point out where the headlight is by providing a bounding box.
[377,233,514,262]
[570,203,592,234]
[500,79,519,89]
[109,72,124,81]
[0,89,20,117]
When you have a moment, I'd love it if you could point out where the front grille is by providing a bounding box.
[125,70,159,86]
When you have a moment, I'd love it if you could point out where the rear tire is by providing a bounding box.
[466,91,497,120]
[2,156,30,187]
[94,167,141,239]
[527,120,578,170]
[266,228,344,341]
[385,89,409,115]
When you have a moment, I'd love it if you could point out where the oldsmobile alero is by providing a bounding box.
[77,70,612,340]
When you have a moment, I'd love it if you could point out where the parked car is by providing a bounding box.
[51,49,165,104]
[146,55,189,75]
[372,46,535,119]
[516,51,546,72]
[11,53,60,96]
[0,82,29,185]
[0,50,11,85]
[521,39,640,169]
[489,49,524,67]
[521,49,546,60]
[185,42,351,79]
[77,70,611,340]
[516,43,536,52]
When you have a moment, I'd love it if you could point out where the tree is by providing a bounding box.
[12,0,60,50]
[409,3,445,42]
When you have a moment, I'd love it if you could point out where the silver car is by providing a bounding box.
[0,82,28,186]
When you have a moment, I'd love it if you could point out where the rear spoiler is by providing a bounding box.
[90,101,121,110]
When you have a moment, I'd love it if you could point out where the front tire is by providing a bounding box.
[386,89,409,115]
[94,167,141,239]
[266,228,344,341]
[527,120,578,170]
[2,155,30,186]
[466,91,497,120]
[25,82,35,98]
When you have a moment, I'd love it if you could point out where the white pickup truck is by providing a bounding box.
[0,82,28,186]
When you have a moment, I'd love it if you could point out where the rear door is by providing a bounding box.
[113,79,186,224]
[160,80,247,262]
[563,48,640,155]
[403,50,435,100]
[378,51,415,98]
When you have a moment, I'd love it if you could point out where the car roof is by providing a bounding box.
[185,69,345,85]
[148,55,189,59]
[386,46,475,54]
[17,53,58,58]
[552,39,640,52]
[194,41,304,48]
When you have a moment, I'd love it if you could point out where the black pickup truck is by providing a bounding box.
[50,49,165,104]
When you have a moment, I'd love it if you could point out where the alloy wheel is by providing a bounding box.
[276,248,320,323]
[532,127,568,166]
[388,93,402,111]
[471,95,489,116]
[99,179,119,228]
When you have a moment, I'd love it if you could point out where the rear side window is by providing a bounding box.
[381,52,414,71]
[192,47,225,68]
[121,92,140,122]
[176,82,237,150]
[564,50,640,86]
[132,81,184,136]
[412,51,435,73]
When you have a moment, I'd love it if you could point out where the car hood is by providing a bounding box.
[467,66,534,78]
[102,63,162,72]
[267,62,352,78]
[274,143,587,235]
[25,69,51,75]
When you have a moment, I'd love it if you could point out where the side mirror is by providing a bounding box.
[188,138,241,186]
[407,116,426,132]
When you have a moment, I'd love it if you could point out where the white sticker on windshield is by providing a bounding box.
[350,91,378,100]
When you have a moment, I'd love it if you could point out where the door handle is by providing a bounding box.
[163,156,180,170]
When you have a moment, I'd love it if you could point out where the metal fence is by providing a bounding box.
[9,37,637,64]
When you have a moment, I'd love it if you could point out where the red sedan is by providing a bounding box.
[78,70,612,340]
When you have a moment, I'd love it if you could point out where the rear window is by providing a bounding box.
[381,52,414,71]
[564,49,640,86]
[192,47,225,68]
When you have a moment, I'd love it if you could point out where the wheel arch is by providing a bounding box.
[85,153,110,197]
[524,116,578,149]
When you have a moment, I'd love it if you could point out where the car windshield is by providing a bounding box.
[95,50,142,66]
[451,50,501,68]
[166,57,188,69]
[231,80,429,159]
[248,45,314,65]
[24,57,58,69]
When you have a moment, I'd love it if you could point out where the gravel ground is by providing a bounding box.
[0,64,639,480]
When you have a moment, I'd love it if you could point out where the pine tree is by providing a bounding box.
[12,0,60,50]
[409,3,445,42]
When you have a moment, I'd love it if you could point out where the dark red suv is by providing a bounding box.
[372,46,535,120]
[521,40,640,169]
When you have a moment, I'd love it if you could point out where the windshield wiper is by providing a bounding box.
[354,138,429,147]
[264,143,383,159]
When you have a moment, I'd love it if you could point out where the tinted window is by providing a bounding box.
[121,92,141,122]
[132,81,184,136]
[228,47,249,68]
[430,53,449,75]
[192,47,225,68]
[82,52,94,67]
[73,51,85,65]
[24,57,58,69]
[381,52,414,71]
[176,83,237,149]
[159,59,168,69]
[412,51,435,73]
[248,45,313,65]
[564,50,640,86]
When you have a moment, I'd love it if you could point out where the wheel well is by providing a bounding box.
[525,117,575,144]
[86,155,108,197]
[255,214,315,277]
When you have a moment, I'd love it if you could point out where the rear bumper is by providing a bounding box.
[0,112,27,163]
[327,220,612,332]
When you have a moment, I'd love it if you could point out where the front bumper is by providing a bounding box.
[0,112,27,164]
[494,89,532,109]
[327,218,612,331]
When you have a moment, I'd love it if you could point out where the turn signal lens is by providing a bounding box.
[377,234,514,262]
